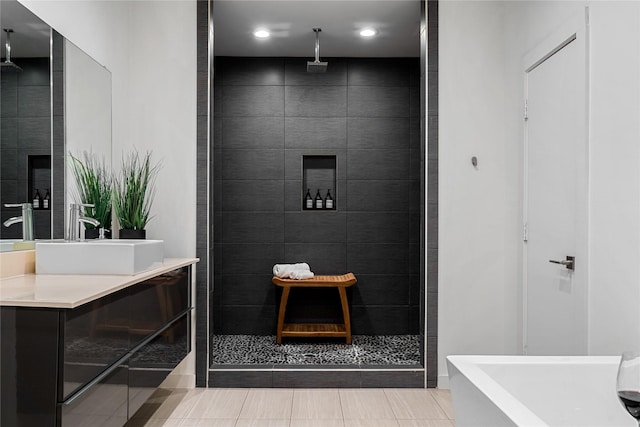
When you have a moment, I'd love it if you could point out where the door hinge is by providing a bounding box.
[523,222,528,242]
[524,99,529,121]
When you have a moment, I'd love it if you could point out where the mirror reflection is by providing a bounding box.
[64,39,112,236]
[0,0,112,250]
[0,1,51,242]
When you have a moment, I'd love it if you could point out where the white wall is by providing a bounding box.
[585,1,640,355]
[126,1,197,259]
[439,0,640,386]
[438,0,520,387]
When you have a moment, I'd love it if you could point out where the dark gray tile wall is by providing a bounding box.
[347,118,410,149]
[52,31,65,239]
[1,57,51,240]
[426,0,439,388]
[222,117,284,149]
[222,86,284,116]
[213,57,421,336]
[284,86,347,117]
[285,118,346,149]
[196,0,211,387]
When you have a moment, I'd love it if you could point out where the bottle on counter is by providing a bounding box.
[33,189,42,209]
[314,189,323,209]
[325,189,333,209]
[43,189,51,210]
[305,188,313,209]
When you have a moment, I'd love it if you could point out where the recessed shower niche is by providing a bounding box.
[28,155,51,203]
[302,155,336,210]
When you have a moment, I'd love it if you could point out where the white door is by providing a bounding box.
[524,16,589,355]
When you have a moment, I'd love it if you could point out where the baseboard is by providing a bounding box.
[438,374,450,389]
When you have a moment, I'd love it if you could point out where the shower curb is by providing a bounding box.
[208,366,425,388]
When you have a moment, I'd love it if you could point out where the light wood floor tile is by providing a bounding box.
[186,388,248,419]
[67,414,123,426]
[125,418,184,427]
[290,420,345,427]
[129,388,174,419]
[430,390,455,420]
[130,390,156,418]
[239,389,294,419]
[385,389,447,420]
[235,419,290,427]
[133,388,204,420]
[343,420,399,427]
[180,419,236,427]
[292,389,342,419]
[124,418,145,427]
[339,389,396,420]
[126,387,457,427]
[397,420,455,427]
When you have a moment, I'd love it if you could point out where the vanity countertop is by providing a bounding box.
[0,257,198,309]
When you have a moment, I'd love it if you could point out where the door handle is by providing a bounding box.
[549,256,575,271]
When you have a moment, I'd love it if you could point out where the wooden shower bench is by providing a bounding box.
[272,273,357,344]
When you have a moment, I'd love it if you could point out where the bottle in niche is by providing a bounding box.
[305,188,313,209]
[43,189,51,210]
[314,189,323,209]
[32,189,41,209]
[325,189,334,209]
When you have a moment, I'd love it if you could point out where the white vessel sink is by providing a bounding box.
[36,239,164,275]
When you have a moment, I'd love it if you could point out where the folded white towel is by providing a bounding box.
[273,263,310,278]
[288,270,314,280]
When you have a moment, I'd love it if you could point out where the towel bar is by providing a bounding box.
[272,273,357,344]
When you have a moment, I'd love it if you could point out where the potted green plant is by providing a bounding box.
[113,150,160,239]
[69,152,112,239]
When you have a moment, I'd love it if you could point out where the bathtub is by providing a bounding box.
[447,355,634,427]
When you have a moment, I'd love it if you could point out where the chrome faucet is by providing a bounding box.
[68,203,100,241]
[3,203,34,240]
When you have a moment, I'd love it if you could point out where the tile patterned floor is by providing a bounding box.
[210,335,422,366]
[126,388,455,427]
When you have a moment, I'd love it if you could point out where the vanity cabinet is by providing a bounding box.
[0,265,192,427]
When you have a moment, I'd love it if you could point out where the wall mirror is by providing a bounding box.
[0,0,112,249]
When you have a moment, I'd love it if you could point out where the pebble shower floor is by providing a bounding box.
[210,335,422,366]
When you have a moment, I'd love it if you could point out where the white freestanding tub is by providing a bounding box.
[447,355,635,427]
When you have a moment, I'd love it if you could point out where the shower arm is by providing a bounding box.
[5,29,13,63]
[313,28,321,63]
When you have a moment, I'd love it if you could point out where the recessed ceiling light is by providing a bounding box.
[360,28,376,37]
[254,29,270,38]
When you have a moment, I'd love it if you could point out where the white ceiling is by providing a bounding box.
[213,0,422,58]
[2,0,421,59]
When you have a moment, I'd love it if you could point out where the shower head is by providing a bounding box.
[306,28,328,73]
[2,29,22,72]
[1,61,22,72]
[306,61,328,73]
